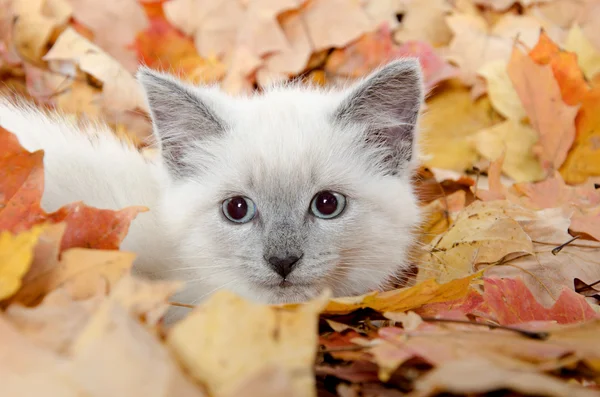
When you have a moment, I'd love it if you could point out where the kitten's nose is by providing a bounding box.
[267,255,301,279]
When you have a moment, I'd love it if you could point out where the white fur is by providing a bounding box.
[0,66,422,318]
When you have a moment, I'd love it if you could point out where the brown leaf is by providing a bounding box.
[407,358,599,397]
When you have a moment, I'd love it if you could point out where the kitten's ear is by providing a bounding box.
[334,59,424,175]
[137,67,226,178]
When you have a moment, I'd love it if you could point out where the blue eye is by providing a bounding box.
[310,191,346,219]
[222,196,256,223]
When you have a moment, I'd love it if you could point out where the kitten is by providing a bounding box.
[0,59,424,312]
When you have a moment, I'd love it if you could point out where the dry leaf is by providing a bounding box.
[167,290,328,397]
[560,86,600,184]
[445,13,542,86]
[424,200,534,282]
[408,358,599,397]
[69,303,205,397]
[322,275,478,315]
[565,24,600,80]
[471,119,545,182]
[393,0,453,47]
[507,43,579,173]
[43,27,148,113]
[419,82,501,171]
[5,287,102,353]
[477,59,526,121]
[0,226,44,300]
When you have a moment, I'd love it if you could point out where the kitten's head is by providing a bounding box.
[137,60,424,305]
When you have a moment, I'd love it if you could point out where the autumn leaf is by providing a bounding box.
[0,226,44,301]
[67,0,148,72]
[0,127,45,232]
[167,290,328,397]
[409,358,600,397]
[325,25,457,90]
[419,81,502,171]
[507,42,579,173]
[445,13,542,86]
[560,86,600,184]
[482,277,599,325]
[322,274,479,315]
[423,200,534,283]
[0,127,146,251]
[564,24,600,80]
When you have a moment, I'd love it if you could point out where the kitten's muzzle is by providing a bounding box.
[267,254,303,279]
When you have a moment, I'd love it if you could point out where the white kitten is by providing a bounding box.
[0,60,424,313]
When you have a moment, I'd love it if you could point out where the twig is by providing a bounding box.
[552,235,580,255]
[420,317,549,340]
[169,301,195,309]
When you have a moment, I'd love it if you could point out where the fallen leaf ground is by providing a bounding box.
[1,1,600,396]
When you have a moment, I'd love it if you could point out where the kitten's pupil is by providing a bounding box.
[315,192,338,216]
[227,197,248,220]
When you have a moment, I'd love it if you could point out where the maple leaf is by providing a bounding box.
[445,13,543,86]
[135,10,226,85]
[8,223,136,306]
[43,27,148,115]
[321,274,479,316]
[167,290,328,397]
[482,277,599,325]
[564,24,600,80]
[67,0,148,72]
[471,120,545,183]
[410,358,600,397]
[560,86,600,184]
[393,0,453,47]
[0,226,44,301]
[423,200,534,283]
[528,30,589,106]
[507,42,579,174]
[419,82,502,171]
[325,25,457,91]
[0,127,145,251]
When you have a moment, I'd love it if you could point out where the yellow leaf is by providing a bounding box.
[477,60,526,121]
[565,24,600,80]
[0,226,44,301]
[420,81,502,171]
[167,290,329,397]
[423,201,534,283]
[471,120,545,182]
[322,275,479,315]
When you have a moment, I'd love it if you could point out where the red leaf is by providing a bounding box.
[483,277,599,325]
[0,127,145,251]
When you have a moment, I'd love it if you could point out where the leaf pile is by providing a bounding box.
[2,0,600,396]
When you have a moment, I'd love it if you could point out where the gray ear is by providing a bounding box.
[334,59,424,175]
[137,67,226,178]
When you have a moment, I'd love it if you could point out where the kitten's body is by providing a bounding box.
[0,60,424,310]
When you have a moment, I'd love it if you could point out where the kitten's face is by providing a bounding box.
[138,60,424,305]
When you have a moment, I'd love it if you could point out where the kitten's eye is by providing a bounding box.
[222,196,256,223]
[310,191,346,219]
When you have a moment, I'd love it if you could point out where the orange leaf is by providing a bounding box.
[325,25,456,90]
[0,127,46,232]
[560,86,600,184]
[529,31,589,106]
[507,44,579,173]
[0,128,145,252]
[483,277,599,325]
[322,274,479,315]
